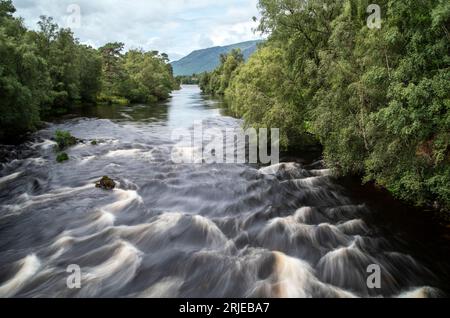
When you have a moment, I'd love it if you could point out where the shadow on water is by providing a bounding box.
[64,87,227,129]
[337,176,450,295]
[0,85,449,298]
[68,103,170,123]
[61,102,168,122]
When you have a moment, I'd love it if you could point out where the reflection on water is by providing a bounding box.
[71,103,170,123]
[0,85,449,298]
[70,86,223,129]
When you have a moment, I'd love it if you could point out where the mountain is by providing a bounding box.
[171,40,263,76]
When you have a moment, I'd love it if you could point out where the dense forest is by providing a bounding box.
[200,0,450,211]
[0,0,178,142]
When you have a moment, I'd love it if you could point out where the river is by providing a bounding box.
[0,85,449,298]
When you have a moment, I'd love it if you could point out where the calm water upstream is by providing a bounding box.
[0,85,449,298]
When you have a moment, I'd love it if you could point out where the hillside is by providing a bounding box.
[171,40,263,76]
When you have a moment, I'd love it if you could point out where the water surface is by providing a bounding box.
[0,85,449,298]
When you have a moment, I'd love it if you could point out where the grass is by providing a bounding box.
[97,94,130,106]
[56,152,69,163]
[55,130,77,151]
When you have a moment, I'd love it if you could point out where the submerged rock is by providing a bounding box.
[95,176,116,190]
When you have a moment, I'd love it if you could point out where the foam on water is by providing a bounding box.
[0,254,41,297]
[0,85,446,298]
[0,172,23,185]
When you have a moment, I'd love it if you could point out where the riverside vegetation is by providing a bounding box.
[0,0,449,299]
[1,0,449,212]
[0,0,179,142]
[199,0,450,212]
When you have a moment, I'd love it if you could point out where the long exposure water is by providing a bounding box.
[0,85,449,298]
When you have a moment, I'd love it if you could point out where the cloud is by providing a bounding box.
[12,0,263,61]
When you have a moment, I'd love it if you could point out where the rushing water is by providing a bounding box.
[0,85,449,298]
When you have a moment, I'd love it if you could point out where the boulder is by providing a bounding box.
[95,176,116,190]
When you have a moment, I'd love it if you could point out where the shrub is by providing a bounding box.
[55,130,78,150]
[56,152,69,163]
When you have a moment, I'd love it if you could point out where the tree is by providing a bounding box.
[99,42,127,96]
[0,0,178,142]
[217,0,450,210]
[0,0,15,18]
[364,0,450,208]
[0,1,51,141]
[29,16,101,111]
[122,49,179,103]
[199,49,245,96]
[79,45,102,102]
[225,45,310,148]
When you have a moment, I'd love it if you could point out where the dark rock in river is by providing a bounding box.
[95,176,116,190]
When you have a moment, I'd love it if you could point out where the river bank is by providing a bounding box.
[0,85,449,297]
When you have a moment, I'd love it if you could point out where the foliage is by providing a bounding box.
[122,49,179,103]
[56,152,69,163]
[176,75,199,85]
[204,0,450,210]
[28,16,102,112]
[97,94,130,106]
[79,45,102,102]
[0,0,178,142]
[225,45,312,148]
[98,45,179,104]
[54,130,78,150]
[199,49,244,95]
[0,1,51,140]
[98,42,127,97]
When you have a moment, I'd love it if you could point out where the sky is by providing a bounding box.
[12,0,264,61]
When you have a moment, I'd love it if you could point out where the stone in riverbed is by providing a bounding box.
[95,176,116,190]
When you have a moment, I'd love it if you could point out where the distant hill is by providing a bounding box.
[171,40,263,76]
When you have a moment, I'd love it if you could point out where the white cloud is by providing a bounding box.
[12,0,263,61]
[209,21,260,46]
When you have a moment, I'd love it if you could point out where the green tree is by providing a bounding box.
[78,45,102,102]
[199,49,245,96]
[364,0,450,208]
[225,45,310,148]
[122,49,179,103]
[219,0,450,210]
[29,16,101,112]
[99,42,127,97]
[0,0,177,142]
[0,1,51,141]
